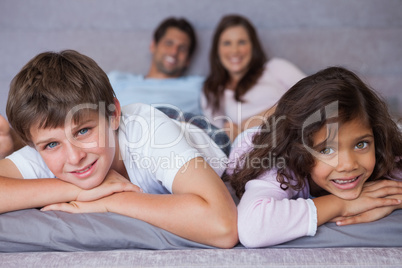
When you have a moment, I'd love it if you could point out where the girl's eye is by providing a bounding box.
[45,142,58,149]
[320,147,334,155]
[356,141,368,150]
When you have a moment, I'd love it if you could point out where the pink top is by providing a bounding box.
[201,58,306,128]
[228,128,402,248]
[226,128,317,248]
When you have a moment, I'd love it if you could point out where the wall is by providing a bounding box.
[1,0,401,117]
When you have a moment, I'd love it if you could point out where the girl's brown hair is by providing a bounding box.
[229,66,402,198]
[203,14,267,114]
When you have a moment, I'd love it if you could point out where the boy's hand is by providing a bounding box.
[76,169,141,202]
[41,197,112,214]
[41,170,142,213]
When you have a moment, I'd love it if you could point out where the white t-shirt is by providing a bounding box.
[7,103,227,194]
[108,71,204,115]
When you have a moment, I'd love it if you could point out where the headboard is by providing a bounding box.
[1,0,401,117]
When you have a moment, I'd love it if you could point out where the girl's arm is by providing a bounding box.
[236,176,316,248]
[42,157,239,249]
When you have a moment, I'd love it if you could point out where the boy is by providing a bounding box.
[0,50,238,248]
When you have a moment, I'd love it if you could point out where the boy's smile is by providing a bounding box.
[30,108,121,190]
[309,118,376,200]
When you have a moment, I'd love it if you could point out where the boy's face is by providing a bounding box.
[30,103,121,190]
[309,118,376,200]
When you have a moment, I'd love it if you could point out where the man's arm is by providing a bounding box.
[43,157,239,248]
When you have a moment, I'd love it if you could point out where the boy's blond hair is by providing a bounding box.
[6,50,116,146]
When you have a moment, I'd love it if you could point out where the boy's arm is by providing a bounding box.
[0,159,140,214]
[0,158,81,213]
[43,157,239,248]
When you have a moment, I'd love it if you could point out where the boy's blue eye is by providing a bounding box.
[46,142,58,149]
[78,128,88,135]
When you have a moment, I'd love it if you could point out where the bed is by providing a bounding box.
[1,185,401,267]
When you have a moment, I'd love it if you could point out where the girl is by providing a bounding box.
[227,66,402,248]
[202,14,305,141]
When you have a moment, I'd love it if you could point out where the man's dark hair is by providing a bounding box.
[153,17,197,59]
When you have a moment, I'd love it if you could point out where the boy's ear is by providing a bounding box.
[110,98,121,131]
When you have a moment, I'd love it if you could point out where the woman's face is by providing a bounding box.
[218,25,252,81]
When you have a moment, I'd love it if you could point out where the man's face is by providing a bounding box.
[150,27,191,78]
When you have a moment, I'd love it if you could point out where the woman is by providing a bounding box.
[202,14,306,141]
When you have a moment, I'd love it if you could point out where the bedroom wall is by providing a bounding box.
[1,0,401,118]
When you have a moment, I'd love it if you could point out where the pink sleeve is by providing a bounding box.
[237,170,317,248]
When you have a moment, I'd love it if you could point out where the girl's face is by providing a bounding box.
[309,118,376,200]
[218,25,252,81]
[30,100,122,190]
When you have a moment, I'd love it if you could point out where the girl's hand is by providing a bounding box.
[336,180,402,223]
[76,169,141,202]
[334,197,401,226]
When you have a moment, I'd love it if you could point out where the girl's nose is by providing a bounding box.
[335,150,358,172]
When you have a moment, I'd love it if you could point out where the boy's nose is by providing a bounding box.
[66,143,86,165]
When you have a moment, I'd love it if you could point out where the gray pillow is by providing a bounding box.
[0,208,401,252]
[0,209,212,252]
[275,209,402,248]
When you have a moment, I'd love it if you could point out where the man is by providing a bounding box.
[108,17,204,115]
